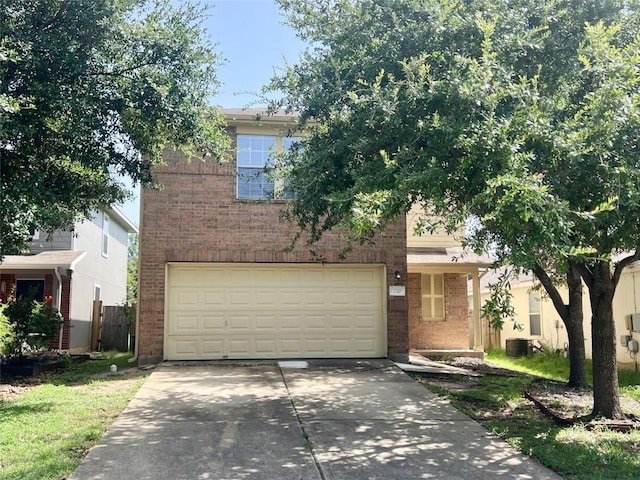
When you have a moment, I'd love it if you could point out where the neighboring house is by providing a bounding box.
[0,207,137,351]
[478,262,640,368]
[136,109,490,364]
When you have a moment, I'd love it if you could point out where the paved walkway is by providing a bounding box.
[69,360,563,480]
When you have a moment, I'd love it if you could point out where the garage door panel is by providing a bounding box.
[329,314,353,329]
[201,314,226,331]
[228,315,251,330]
[281,291,302,305]
[173,339,198,355]
[304,314,326,330]
[306,338,328,354]
[255,339,277,354]
[306,292,324,304]
[230,292,252,305]
[280,269,303,284]
[202,340,224,356]
[354,339,378,354]
[255,292,276,305]
[329,292,351,306]
[166,264,386,360]
[228,339,251,355]
[168,268,199,286]
[255,314,278,329]
[255,269,277,282]
[169,314,199,334]
[278,314,303,330]
[172,290,199,306]
[202,291,225,305]
[354,291,377,305]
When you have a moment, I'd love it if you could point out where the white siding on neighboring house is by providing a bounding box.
[28,230,74,253]
[480,261,640,367]
[69,209,132,350]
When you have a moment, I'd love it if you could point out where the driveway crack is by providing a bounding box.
[278,365,326,480]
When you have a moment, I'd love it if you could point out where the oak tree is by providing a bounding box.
[268,0,640,418]
[0,0,229,254]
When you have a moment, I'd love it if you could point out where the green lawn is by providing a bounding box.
[0,353,149,480]
[486,348,640,401]
[419,349,640,480]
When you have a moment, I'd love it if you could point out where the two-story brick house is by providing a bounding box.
[0,207,137,351]
[136,109,490,364]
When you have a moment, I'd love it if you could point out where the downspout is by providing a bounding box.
[54,267,63,351]
[129,197,142,365]
[129,300,140,364]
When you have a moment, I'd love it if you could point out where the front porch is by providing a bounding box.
[406,246,492,355]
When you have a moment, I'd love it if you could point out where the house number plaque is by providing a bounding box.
[389,286,406,297]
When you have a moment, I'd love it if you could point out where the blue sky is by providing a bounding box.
[117,0,306,226]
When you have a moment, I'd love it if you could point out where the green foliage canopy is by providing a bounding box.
[270,0,640,263]
[0,0,229,254]
[269,0,640,418]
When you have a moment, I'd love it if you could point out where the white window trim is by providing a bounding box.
[15,278,46,302]
[421,273,445,322]
[94,284,102,301]
[102,213,110,257]
[236,134,299,200]
[528,291,542,336]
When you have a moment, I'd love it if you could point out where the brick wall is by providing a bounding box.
[138,132,408,363]
[408,273,469,350]
[0,274,16,303]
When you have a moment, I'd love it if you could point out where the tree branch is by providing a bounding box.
[533,263,569,322]
[612,251,638,289]
[572,261,594,290]
[90,61,161,78]
[41,5,68,31]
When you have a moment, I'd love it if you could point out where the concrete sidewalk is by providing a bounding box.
[69,360,563,480]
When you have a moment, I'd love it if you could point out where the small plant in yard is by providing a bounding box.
[1,288,62,356]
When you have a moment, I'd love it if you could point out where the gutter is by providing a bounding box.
[54,267,63,351]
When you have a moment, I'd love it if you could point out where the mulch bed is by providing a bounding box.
[423,356,640,431]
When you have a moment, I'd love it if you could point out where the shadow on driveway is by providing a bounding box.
[69,360,563,480]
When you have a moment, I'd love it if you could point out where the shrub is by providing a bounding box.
[0,304,14,354]
[1,288,63,356]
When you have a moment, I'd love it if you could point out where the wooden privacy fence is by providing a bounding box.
[483,318,502,350]
[91,301,136,352]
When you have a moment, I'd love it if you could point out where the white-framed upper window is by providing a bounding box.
[102,213,110,257]
[529,292,542,336]
[236,134,300,200]
[28,226,40,241]
[421,273,445,321]
[94,284,101,301]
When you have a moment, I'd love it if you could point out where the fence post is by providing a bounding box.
[90,300,102,351]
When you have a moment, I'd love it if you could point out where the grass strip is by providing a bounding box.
[420,350,640,480]
[0,353,148,480]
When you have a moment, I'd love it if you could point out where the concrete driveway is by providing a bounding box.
[69,360,563,480]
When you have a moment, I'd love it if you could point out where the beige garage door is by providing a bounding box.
[165,263,386,360]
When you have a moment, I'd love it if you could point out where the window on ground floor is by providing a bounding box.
[16,279,45,302]
[529,291,542,336]
[421,273,445,321]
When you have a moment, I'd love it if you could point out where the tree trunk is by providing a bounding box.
[565,264,588,389]
[588,261,623,419]
[534,262,588,389]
